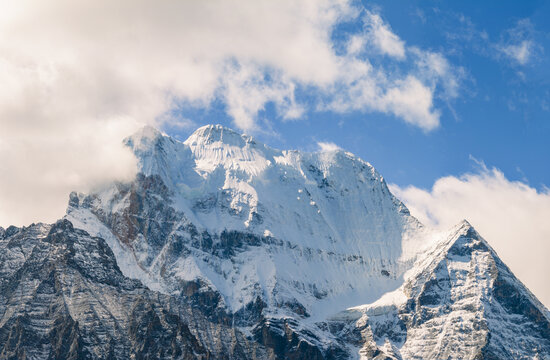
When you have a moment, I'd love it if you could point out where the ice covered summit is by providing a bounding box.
[0,124,548,359]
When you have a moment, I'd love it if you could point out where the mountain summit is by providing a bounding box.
[0,125,548,359]
[70,124,421,317]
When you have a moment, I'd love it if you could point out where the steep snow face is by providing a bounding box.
[67,124,423,321]
[130,124,419,255]
[333,221,550,359]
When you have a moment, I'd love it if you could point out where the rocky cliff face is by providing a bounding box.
[0,220,266,359]
[0,125,548,359]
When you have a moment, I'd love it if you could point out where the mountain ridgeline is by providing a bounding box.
[0,125,548,359]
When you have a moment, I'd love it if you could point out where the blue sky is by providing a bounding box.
[164,0,550,192]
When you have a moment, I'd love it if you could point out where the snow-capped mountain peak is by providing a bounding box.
[185,124,256,149]
[68,125,422,318]
[184,124,277,176]
[55,125,550,359]
[332,217,550,359]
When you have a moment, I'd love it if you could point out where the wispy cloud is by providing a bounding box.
[499,40,533,65]
[326,17,463,132]
[390,161,550,308]
[363,11,406,59]
[441,12,542,69]
[496,19,540,66]
[411,48,464,100]
[317,141,342,152]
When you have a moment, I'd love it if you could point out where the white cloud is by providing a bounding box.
[317,141,342,152]
[496,19,540,66]
[324,18,463,131]
[222,63,304,130]
[389,164,550,308]
[412,48,463,99]
[0,0,459,225]
[346,34,368,56]
[0,118,139,227]
[499,40,533,65]
[364,11,406,59]
[380,76,440,131]
[326,72,441,131]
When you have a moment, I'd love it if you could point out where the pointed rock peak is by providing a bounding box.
[184,124,257,149]
[4,225,20,238]
[46,220,76,244]
[49,219,75,234]
[458,219,472,228]
[424,219,500,270]
[449,219,478,238]
[411,219,486,273]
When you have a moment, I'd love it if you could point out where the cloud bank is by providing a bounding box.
[0,0,461,226]
[390,164,550,308]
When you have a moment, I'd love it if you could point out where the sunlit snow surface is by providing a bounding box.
[67,125,426,316]
[64,125,550,358]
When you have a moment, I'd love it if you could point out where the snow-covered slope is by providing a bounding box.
[58,124,550,359]
[67,125,423,320]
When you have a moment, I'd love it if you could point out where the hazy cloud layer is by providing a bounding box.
[0,0,462,226]
[390,164,550,308]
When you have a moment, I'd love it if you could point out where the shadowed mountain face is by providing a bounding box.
[1,125,548,359]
